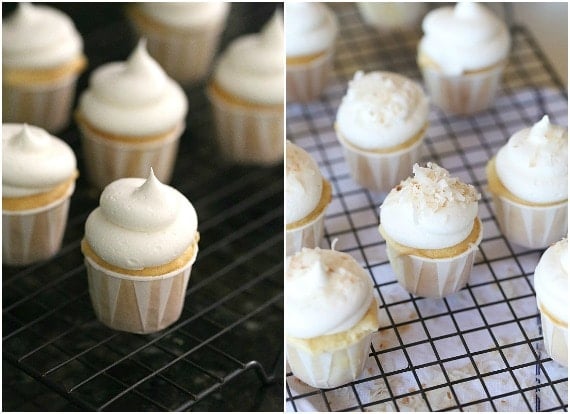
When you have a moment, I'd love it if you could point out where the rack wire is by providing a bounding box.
[286,3,568,412]
[2,3,283,411]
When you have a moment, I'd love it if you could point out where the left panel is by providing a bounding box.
[2,2,284,411]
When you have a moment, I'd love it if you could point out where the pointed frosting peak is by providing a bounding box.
[15,3,37,21]
[529,115,550,142]
[454,1,480,18]
[305,251,329,289]
[133,167,170,201]
[8,123,50,152]
[126,39,165,80]
[100,171,180,233]
[261,10,284,47]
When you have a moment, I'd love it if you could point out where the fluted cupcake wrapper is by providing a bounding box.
[385,225,483,298]
[2,74,79,134]
[129,20,225,84]
[286,48,334,103]
[286,210,326,257]
[419,62,505,115]
[538,300,568,367]
[491,194,568,249]
[77,121,183,191]
[337,130,424,194]
[286,332,373,389]
[85,252,197,334]
[207,89,284,165]
[2,185,74,266]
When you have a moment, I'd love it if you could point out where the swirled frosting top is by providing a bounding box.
[336,71,429,150]
[84,169,198,270]
[3,123,77,197]
[534,238,568,326]
[419,1,510,75]
[286,141,324,224]
[212,10,284,105]
[78,40,188,137]
[380,162,480,249]
[495,115,568,204]
[3,3,84,69]
[285,2,338,57]
[286,247,374,339]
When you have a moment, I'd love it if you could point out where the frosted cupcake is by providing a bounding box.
[357,2,427,33]
[81,169,199,334]
[486,115,568,249]
[286,247,380,388]
[127,2,230,84]
[286,141,332,256]
[417,2,511,115]
[2,3,87,133]
[207,11,284,165]
[3,124,78,266]
[76,40,188,190]
[335,71,429,193]
[534,238,568,366]
[285,2,338,103]
[379,163,483,298]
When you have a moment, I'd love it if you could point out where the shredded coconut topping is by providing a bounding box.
[348,71,423,128]
[399,162,480,211]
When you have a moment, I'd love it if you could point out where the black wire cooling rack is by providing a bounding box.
[3,3,283,411]
[286,3,568,412]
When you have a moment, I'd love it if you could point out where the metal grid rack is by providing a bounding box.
[3,3,283,411]
[286,3,568,412]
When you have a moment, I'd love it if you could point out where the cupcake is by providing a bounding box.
[379,162,483,298]
[81,169,199,334]
[286,247,380,388]
[207,10,284,165]
[486,115,568,249]
[417,1,511,115]
[357,2,427,33]
[286,141,332,256]
[534,238,568,366]
[126,2,230,84]
[335,70,429,193]
[2,3,87,133]
[76,39,188,191]
[285,2,338,103]
[2,124,78,266]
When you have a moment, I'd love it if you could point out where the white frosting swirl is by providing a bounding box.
[2,124,77,197]
[213,10,284,105]
[2,3,84,69]
[336,71,429,150]
[419,1,511,75]
[380,163,480,249]
[85,170,198,270]
[286,141,324,224]
[285,2,338,57]
[138,2,230,28]
[534,238,568,326]
[78,40,188,136]
[286,248,374,339]
[495,115,568,204]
